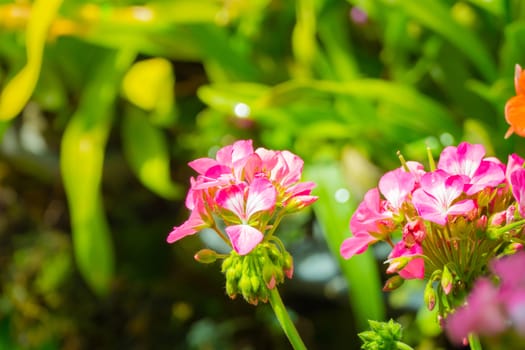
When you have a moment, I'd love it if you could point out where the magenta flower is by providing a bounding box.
[350,188,394,237]
[216,178,277,255]
[387,242,424,279]
[437,142,505,195]
[188,139,255,189]
[445,278,508,344]
[168,139,316,259]
[412,170,475,225]
[378,168,416,211]
[446,252,525,343]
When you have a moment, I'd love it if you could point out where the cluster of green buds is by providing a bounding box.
[195,240,293,305]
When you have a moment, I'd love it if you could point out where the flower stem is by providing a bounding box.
[268,287,307,350]
[468,333,483,350]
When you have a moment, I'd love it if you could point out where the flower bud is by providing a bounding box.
[386,256,410,274]
[221,242,294,305]
[382,275,404,292]
[441,265,454,295]
[283,252,294,279]
[194,249,219,264]
[424,281,436,311]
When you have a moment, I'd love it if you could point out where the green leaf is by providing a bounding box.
[121,108,182,199]
[0,0,63,120]
[389,0,496,81]
[60,49,135,296]
[306,163,385,329]
[259,79,458,136]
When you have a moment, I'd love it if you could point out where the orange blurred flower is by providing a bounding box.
[505,64,525,138]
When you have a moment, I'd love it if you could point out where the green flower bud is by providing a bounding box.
[194,249,219,264]
[382,275,404,292]
[220,241,294,305]
[424,281,436,311]
[441,265,454,295]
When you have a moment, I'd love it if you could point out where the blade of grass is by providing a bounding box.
[306,164,385,329]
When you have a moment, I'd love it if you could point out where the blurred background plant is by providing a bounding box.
[0,0,524,349]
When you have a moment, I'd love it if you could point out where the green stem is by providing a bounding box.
[268,287,307,350]
[468,333,483,350]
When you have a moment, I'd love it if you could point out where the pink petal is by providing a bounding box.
[447,199,476,217]
[340,232,377,259]
[243,153,263,182]
[507,153,525,183]
[255,147,279,172]
[438,142,485,178]
[412,190,446,225]
[511,169,525,217]
[245,178,276,218]
[188,157,219,175]
[166,210,206,243]
[398,258,424,279]
[226,224,264,255]
[465,160,505,195]
[216,184,246,219]
[378,168,415,210]
[278,150,303,187]
[350,188,393,235]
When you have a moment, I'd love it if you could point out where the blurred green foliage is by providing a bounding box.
[0,0,524,348]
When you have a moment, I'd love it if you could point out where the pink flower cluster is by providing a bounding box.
[340,142,525,280]
[167,140,317,255]
[446,251,525,344]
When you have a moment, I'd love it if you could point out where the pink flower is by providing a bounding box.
[215,178,277,255]
[349,188,394,238]
[378,168,416,211]
[402,219,427,246]
[412,170,476,225]
[437,142,505,195]
[189,140,255,188]
[387,242,424,279]
[445,252,525,343]
[445,278,508,344]
[254,149,318,210]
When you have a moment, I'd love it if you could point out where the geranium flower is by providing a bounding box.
[378,168,416,211]
[412,170,476,225]
[438,142,505,195]
[386,242,424,279]
[350,188,394,238]
[445,278,508,344]
[215,178,277,255]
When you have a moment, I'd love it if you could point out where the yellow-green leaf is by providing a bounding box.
[122,108,181,199]
[61,49,135,296]
[0,0,63,120]
[121,58,176,126]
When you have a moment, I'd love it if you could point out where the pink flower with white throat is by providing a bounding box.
[216,178,277,255]
[412,170,475,226]
[437,142,505,195]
